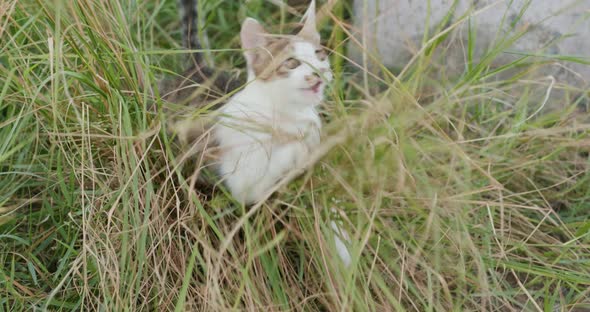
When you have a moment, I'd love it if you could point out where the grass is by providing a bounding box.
[1,0,590,310]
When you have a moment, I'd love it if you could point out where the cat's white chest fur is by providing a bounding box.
[214,86,321,204]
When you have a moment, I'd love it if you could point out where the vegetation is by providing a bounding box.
[1,0,589,310]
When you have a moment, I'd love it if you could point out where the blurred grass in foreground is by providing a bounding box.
[1,0,589,310]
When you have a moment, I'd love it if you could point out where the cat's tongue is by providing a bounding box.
[309,82,322,93]
[301,82,323,95]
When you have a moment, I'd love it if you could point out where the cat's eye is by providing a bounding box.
[283,57,301,69]
[315,48,327,61]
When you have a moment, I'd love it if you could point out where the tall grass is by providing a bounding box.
[1,0,589,310]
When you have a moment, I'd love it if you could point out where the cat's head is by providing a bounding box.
[240,0,331,105]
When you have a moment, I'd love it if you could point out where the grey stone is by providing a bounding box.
[351,0,590,87]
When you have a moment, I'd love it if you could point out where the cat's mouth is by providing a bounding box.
[301,82,323,94]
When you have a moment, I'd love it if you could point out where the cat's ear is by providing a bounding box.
[241,18,268,63]
[297,0,320,45]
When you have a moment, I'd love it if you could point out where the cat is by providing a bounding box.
[214,1,332,204]
[169,0,351,266]
[171,0,331,204]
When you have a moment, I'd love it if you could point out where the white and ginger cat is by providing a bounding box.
[170,0,351,267]
[214,0,332,204]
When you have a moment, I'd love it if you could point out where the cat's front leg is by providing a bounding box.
[219,139,301,204]
[241,141,309,204]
